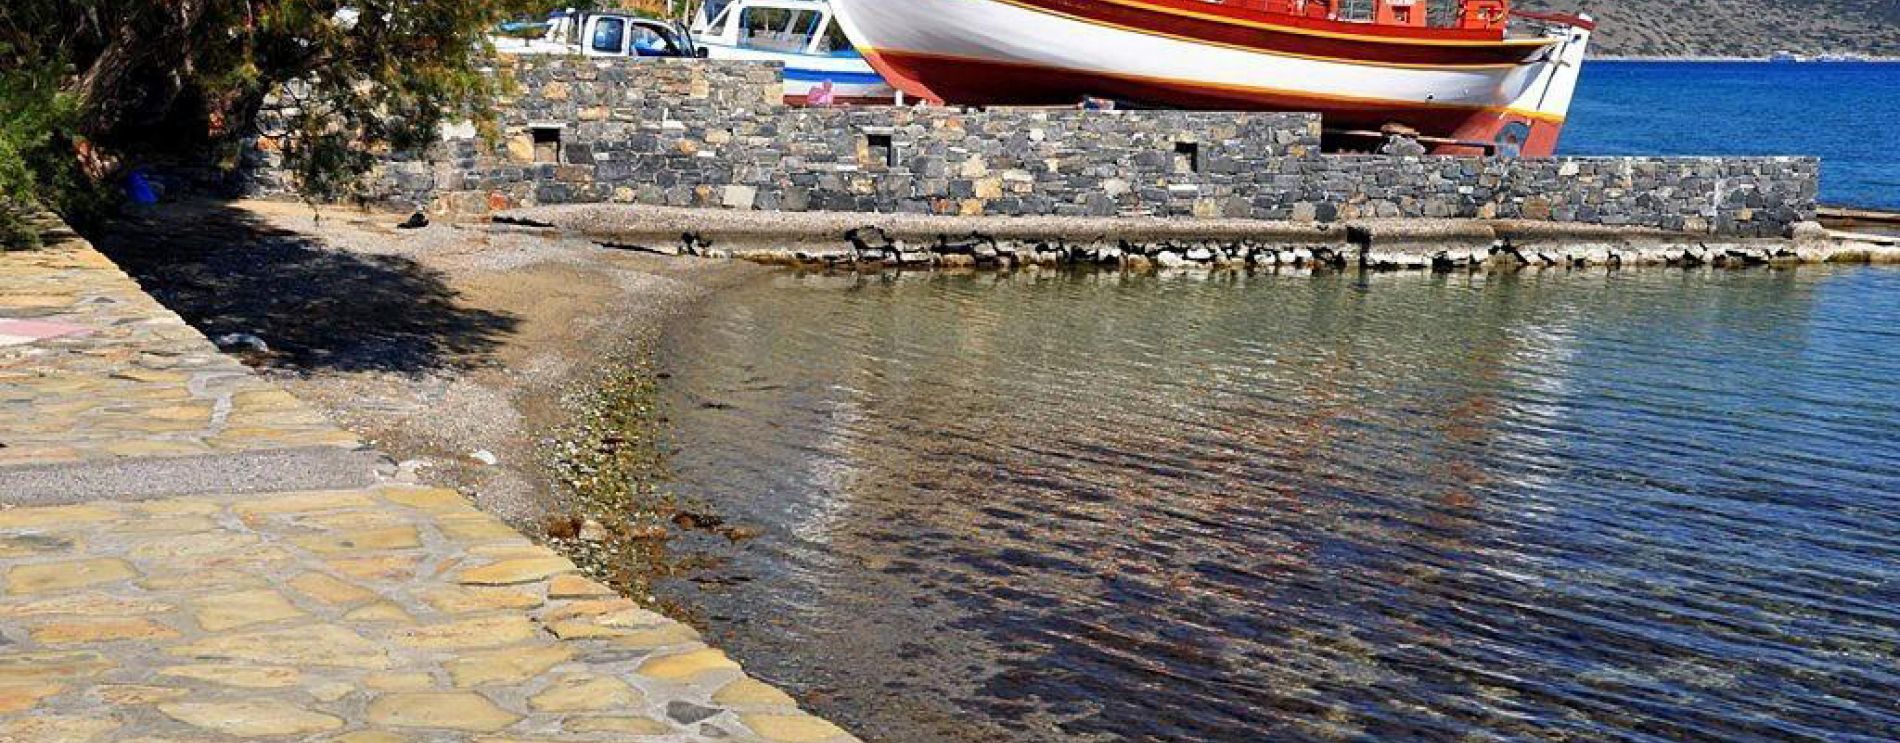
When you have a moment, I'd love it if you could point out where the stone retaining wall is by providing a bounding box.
[246,57,1820,237]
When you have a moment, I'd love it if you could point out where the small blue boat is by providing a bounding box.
[689,0,898,105]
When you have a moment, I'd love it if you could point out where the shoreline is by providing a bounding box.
[533,268,778,614]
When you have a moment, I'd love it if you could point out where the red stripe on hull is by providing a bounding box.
[1000,0,1547,66]
[864,49,1564,156]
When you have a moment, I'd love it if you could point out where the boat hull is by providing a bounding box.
[834,0,1592,155]
[695,44,897,105]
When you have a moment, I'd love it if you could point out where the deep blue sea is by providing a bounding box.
[1563,61,1900,210]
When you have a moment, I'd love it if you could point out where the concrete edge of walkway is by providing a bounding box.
[0,446,389,507]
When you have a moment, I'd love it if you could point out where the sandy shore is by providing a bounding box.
[88,199,768,543]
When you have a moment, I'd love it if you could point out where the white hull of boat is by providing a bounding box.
[832,0,1592,153]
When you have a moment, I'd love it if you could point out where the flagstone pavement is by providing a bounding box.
[0,216,859,743]
[0,218,358,467]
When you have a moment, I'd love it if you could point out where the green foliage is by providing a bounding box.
[0,204,33,250]
[0,0,543,222]
[0,65,79,248]
[247,1,540,201]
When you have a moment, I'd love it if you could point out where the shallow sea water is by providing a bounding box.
[657,266,1900,742]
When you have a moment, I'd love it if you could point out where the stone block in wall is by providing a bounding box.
[719,184,758,211]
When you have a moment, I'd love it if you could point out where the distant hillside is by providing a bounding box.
[1518,0,1900,58]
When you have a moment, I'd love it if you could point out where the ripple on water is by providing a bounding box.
[656,267,1900,743]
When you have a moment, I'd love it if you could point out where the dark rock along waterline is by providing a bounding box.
[653,265,1900,743]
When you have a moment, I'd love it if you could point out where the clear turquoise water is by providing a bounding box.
[659,266,1900,743]
[1563,61,1900,210]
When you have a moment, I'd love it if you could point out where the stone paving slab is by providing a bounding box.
[1,219,360,469]
[0,484,858,743]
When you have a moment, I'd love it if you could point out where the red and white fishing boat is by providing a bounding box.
[830,0,1594,156]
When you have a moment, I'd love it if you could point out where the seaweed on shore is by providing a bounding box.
[539,339,740,617]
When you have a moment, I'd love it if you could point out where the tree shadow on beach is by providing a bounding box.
[87,200,519,375]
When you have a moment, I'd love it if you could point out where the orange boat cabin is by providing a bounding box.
[1218,0,1513,34]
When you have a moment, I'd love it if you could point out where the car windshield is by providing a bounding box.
[632,25,677,56]
[591,17,625,53]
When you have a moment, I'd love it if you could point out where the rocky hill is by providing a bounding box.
[1519,0,1900,58]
